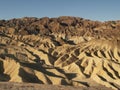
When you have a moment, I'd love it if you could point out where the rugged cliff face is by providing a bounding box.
[0,16,120,37]
[0,16,120,90]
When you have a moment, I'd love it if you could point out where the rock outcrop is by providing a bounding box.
[0,16,120,90]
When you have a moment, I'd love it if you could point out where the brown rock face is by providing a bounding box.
[0,16,120,90]
[58,16,76,26]
[48,21,60,32]
[0,16,120,39]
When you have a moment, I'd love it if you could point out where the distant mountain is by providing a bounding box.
[0,16,120,39]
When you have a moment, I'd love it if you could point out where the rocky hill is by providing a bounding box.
[0,16,120,90]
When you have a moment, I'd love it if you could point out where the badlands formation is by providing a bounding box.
[0,16,120,90]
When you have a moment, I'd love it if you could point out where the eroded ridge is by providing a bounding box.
[0,17,120,90]
[54,39,120,90]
